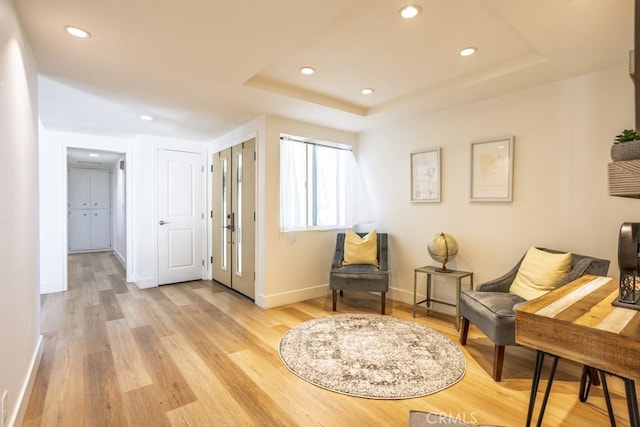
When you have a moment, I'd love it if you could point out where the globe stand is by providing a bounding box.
[436,233,450,273]
[436,263,451,274]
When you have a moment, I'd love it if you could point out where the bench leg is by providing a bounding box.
[332,290,337,311]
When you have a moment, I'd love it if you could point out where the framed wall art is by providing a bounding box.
[470,136,514,202]
[411,147,441,203]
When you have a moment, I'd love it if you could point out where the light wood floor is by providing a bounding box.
[23,252,634,426]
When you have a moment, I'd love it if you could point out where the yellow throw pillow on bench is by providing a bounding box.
[343,229,378,267]
[509,247,571,300]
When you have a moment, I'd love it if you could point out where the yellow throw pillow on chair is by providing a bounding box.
[343,229,378,267]
[509,247,571,300]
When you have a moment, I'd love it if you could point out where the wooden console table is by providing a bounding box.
[516,275,640,426]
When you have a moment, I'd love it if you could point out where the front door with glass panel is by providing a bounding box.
[212,138,255,299]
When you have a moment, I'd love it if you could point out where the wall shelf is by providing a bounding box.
[609,160,640,198]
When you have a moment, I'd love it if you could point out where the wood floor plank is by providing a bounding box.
[130,324,197,411]
[22,333,56,423]
[121,384,171,427]
[84,350,125,426]
[22,252,636,427]
[38,339,87,427]
[161,334,256,426]
[182,336,299,426]
[82,304,111,355]
[98,289,125,321]
[159,285,193,307]
[105,318,153,392]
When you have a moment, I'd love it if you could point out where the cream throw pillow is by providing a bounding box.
[509,247,571,300]
[343,229,378,267]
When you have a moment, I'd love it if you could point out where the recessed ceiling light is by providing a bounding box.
[64,26,91,39]
[89,153,99,158]
[459,47,477,57]
[140,114,154,121]
[399,5,421,19]
[361,88,374,95]
[299,67,316,75]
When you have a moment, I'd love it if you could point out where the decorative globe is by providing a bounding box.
[427,232,458,273]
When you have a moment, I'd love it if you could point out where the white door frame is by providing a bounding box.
[61,145,134,291]
[154,147,207,285]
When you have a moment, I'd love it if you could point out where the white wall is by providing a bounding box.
[262,115,358,307]
[38,129,135,292]
[0,0,41,424]
[133,135,208,288]
[39,130,208,291]
[212,115,359,308]
[358,63,638,313]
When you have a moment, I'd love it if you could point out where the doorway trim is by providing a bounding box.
[61,144,134,291]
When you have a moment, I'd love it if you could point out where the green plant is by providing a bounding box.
[614,129,640,143]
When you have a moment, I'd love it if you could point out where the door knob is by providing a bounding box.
[159,220,170,225]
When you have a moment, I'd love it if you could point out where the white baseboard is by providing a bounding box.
[389,285,456,316]
[389,286,417,305]
[254,284,456,316]
[39,280,64,294]
[257,284,329,309]
[113,249,126,268]
[135,275,155,289]
[11,334,43,427]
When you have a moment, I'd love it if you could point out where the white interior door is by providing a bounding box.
[157,149,204,285]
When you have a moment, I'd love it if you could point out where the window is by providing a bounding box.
[280,134,371,231]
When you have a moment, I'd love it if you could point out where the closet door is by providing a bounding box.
[90,209,111,249]
[68,169,91,209]
[68,209,91,251]
[90,169,111,209]
[68,168,112,252]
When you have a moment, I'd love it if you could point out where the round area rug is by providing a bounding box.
[278,314,466,399]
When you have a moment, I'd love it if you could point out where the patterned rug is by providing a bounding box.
[278,314,466,399]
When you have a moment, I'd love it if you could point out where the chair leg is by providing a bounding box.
[493,345,505,382]
[332,290,337,311]
[460,317,470,345]
[381,292,386,315]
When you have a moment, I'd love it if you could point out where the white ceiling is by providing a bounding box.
[15,0,634,141]
[67,147,121,168]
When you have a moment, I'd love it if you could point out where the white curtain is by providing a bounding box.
[280,137,373,231]
[280,138,307,231]
[344,150,373,227]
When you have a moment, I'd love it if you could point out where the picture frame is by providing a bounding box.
[411,147,441,203]
[470,136,514,202]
